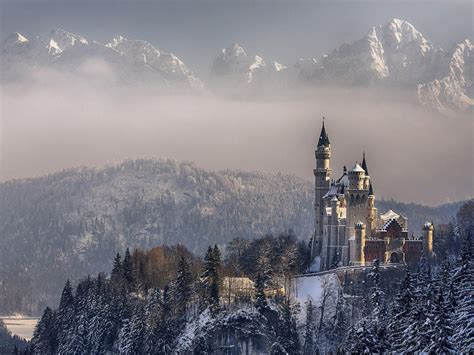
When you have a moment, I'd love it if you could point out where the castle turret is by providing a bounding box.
[312,119,332,260]
[361,152,370,189]
[367,183,377,236]
[354,221,366,266]
[348,162,365,190]
[423,222,434,256]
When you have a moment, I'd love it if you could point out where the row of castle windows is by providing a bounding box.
[350,194,366,204]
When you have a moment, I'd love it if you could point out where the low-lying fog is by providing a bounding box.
[1,78,472,206]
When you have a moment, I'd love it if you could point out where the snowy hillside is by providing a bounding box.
[0,159,313,314]
[0,29,203,90]
[0,158,465,315]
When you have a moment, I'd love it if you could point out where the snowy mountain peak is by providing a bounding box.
[3,32,29,46]
[377,18,432,53]
[211,43,253,76]
[211,42,290,88]
[107,35,127,48]
[222,42,247,58]
[315,18,441,86]
[36,29,89,56]
[106,35,204,89]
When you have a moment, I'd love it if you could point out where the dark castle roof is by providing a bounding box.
[317,120,330,148]
[361,152,369,175]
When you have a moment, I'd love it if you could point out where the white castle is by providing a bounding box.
[310,120,433,271]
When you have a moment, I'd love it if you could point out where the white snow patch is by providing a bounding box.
[1,315,39,341]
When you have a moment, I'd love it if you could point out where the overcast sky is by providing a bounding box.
[1,0,472,76]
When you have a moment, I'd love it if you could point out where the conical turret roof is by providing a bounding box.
[361,152,369,175]
[317,119,330,148]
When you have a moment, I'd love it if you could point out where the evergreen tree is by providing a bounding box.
[106,285,130,350]
[303,298,316,355]
[56,280,75,354]
[144,288,163,352]
[332,289,348,351]
[31,307,57,354]
[424,287,454,353]
[209,245,222,314]
[254,271,267,311]
[275,300,301,354]
[387,269,414,352]
[199,245,221,314]
[368,259,389,353]
[452,230,474,352]
[62,278,93,353]
[174,256,193,326]
[87,276,113,354]
[154,285,175,353]
[199,246,214,310]
[344,319,376,354]
[118,303,146,354]
[405,253,435,353]
[110,252,123,288]
[122,248,134,291]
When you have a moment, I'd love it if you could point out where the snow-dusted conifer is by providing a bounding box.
[303,298,316,355]
[122,248,134,291]
[424,287,454,353]
[31,307,57,354]
[452,230,474,352]
[56,279,74,353]
[174,256,193,326]
[387,269,414,352]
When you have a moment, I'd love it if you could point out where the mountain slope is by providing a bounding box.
[106,35,204,89]
[417,39,474,114]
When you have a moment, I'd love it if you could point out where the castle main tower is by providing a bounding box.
[311,120,332,259]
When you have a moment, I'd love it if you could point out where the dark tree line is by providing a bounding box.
[30,234,308,354]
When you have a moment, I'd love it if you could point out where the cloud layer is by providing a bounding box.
[1,75,472,206]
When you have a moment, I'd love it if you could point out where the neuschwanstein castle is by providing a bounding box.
[310,120,433,271]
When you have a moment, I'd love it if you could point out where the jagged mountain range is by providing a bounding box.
[210,19,473,114]
[1,19,472,113]
[1,29,203,90]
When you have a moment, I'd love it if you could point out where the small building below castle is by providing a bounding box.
[311,120,433,271]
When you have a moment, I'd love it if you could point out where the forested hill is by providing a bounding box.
[0,158,467,315]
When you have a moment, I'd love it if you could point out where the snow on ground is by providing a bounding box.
[292,273,340,322]
[1,316,38,341]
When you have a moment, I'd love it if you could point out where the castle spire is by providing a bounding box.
[317,117,330,148]
[361,151,369,175]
